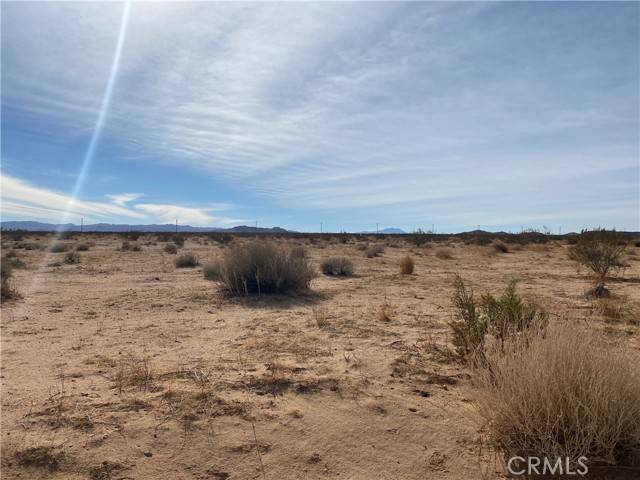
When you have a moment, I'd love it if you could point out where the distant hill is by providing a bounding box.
[0,220,291,234]
[358,227,406,234]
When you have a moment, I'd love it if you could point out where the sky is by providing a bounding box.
[1,1,639,233]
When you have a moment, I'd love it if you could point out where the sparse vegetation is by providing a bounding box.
[569,229,627,296]
[172,235,185,247]
[491,239,509,253]
[120,241,141,252]
[475,324,640,468]
[164,243,178,254]
[320,257,354,276]
[63,251,80,264]
[75,242,91,251]
[435,248,453,259]
[449,276,486,358]
[48,242,67,253]
[365,244,385,258]
[204,240,314,295]
[1,257,19,301]
[174,252,199,268]
[399,255,414,274]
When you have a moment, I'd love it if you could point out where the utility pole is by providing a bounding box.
[175,219,178,233]
[320,222,323,234]
[80,217,83,233]
[255,220,258,229]
[376,223,379,234]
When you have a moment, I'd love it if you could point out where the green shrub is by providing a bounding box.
[206,240,314,295]
[320,257,354,276]
[449,275,487,358]
[568,229,626,282]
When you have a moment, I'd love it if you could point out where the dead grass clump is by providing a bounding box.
[164,243,178,254]
[290,245,308,258]
[377,301,392,322]
[313,306,330,328]
[15,446,64,471]
[119,241,141,252]
[475,324,640,468]
[63,251,80,264]
[1,258,19,301]
[113,354,156,393]
[491,239,509,253]
[205,240,315,295]
[321,257,354,276]
[593,297,639,325]
[174,252,199,268]
[399,255,414,274]
[569,229,627,296]
[172,234,185,247]
[365,244,385,258]
[75,242,91,251]
[48,242,67,253]
[435,248,453,260]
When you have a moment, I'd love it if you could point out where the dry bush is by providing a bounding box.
[475,324,640,468]
[365,244,385,258]
[377,301,392,322]
[593,297,639,325]
[313,306,330,328]
[568,229,627,289]
[1,258,18,301]
[321,257,354,276]
[172,234,185,247]
[74,242,92,251]
[48,242,67,253]
[399,255,414,274]
[204,240,314,295]
[435,248,453,260]
[634,239,640,248]
[290,245,307,258]
[63,251,80,264]
[174,252,199,268]
[16,241,41,250]
[164,243,178,254]
[15,446,63,472]
[113,354,155,393]
[492,239,509,253]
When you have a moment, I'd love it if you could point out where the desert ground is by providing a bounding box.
[1,233,639,480]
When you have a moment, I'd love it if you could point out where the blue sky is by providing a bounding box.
[1,1,638,233]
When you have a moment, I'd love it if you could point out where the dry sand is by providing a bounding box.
[1,234,638,479]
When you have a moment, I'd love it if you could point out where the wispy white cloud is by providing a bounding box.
[106,193,142,206]
[0,174,242,227]
[1,2,638,230]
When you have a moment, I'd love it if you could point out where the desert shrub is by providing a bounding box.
[58,231,75,240]
[449,276,486,358]
[48,242,67,253]
[481,279,547,352]
[355,243,368,251]
[172,235,185,247]
[156,232,172,242]
[164,244,178,254]
[290,246,308,258]
[491,239,509,253]
[320,257,354,276]
[174,252,199,268]
[64,251,80,264]
[435,248,453,260]
[123,231,142,241]
[202,261,219,281]
[365,244,385,258]
[399,255,414,274]
[634,239,640,248]
[409,230,429,246]
[475,324,640,468]
[75,242,91,251]
[3,254,26,269]
[568,229,626,294]
[4,230,26,242]
[1,258,18,301]
[205,240,314,295]
[16,241,40,250]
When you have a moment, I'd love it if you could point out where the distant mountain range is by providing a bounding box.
[0,220,289,234]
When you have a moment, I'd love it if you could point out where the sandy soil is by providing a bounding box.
[1,234,639,480]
